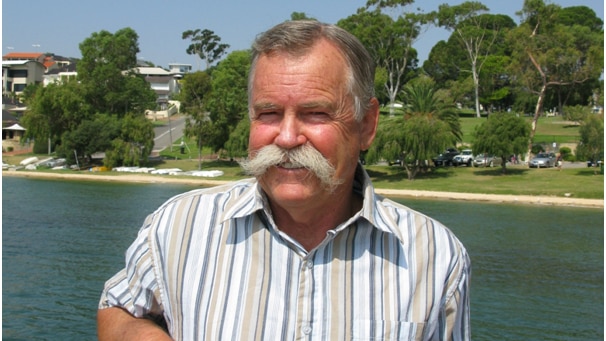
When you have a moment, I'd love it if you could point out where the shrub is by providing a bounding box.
[559,146,574,161]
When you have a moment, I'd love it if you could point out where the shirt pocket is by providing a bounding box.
[352,320,426,341]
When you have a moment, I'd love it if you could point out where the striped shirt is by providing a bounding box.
[99,166,471,340]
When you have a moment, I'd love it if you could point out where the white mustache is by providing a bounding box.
[240,144,343,192]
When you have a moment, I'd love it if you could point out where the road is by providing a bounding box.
[152,115,187,155]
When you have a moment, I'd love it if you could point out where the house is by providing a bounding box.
[2,60,45,95]
[131,67,181,109]
[2,52,75,95]
[2,110,30,152]
[43,63,78,86]
[168,63,192,77]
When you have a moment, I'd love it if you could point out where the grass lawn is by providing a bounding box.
[4,153,603,200]
[365,163,603,199]
[459,115,580,145]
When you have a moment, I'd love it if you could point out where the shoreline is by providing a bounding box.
[3,170,603,209]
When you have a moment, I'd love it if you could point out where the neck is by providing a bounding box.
[269,189,362,251]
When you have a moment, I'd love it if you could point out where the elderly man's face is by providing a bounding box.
[248,39,377,208]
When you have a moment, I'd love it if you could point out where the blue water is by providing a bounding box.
[2,176,603,340]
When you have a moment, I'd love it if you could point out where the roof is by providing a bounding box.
[3,52,44,60]
[2,60,32,66]
[3,123,26,131]
[134,67,171,76]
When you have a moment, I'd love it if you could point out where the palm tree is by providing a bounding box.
[367,76,462,180]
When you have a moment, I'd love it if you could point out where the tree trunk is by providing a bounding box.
[472,62,481,118]
[525,84,548,163]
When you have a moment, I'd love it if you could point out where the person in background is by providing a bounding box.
[97,20,471,341]
[556,152,563,170]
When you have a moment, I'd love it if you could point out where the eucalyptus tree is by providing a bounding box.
[366,77,462,180]
[436,2,503,118]
[472,112,531,173]
[179,71,212,169]
[338,0,426,116]
[508,0,604,161]
[180,50,250,167]
[182,29,230,71]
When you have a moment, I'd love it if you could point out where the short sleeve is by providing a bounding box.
[98,215,164,318]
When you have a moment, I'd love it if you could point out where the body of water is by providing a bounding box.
[2,176,603,340]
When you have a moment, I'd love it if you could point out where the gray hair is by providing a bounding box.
[248,20,375,122]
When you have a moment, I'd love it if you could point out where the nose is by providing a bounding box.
[274,114,307,149]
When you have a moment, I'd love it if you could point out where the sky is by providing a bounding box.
[2,0,604,70]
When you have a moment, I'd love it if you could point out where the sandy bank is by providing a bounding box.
[3,170,603,209]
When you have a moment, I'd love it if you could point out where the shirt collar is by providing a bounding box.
[219,164,406,244]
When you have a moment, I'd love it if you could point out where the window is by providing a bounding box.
[8,69,28,78]
[13,83,26,92]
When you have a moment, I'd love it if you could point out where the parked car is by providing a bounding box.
[529,152,556,168]
[472,154,502,167]
[432,148,460,167]
[388,159,403,166]
[452,149,474,167]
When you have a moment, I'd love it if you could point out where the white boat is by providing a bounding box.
[19,156,39,166]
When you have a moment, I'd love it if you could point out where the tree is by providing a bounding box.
[576,114,604,174]
[202,50,251,152]
[78,28,148,115]
[23,28,156,167]
[562,105,590,125]
[179,71,213,169]
[436,2,501,118]
[59,115,121,164]
[366,77,462,180]
[182,29,230,71]
[290,12,316,21]
[472,112,531,173]
[508,0,604,161]
[104,113,155,168]
[338,4,425,116]
[224,118,250,160]
[21,81,90,154]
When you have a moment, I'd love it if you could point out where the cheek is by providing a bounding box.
[248,124,275,150]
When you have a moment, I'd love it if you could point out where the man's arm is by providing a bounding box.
[97,307,172,341]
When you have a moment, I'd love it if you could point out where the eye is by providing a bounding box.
[253,111,281,123]
[304,111,330,122]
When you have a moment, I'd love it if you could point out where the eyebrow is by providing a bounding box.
[252,101,336,112]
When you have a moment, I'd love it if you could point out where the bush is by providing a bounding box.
[559,146,574,161]
[6,146,14,152]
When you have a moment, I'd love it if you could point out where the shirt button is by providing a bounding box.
[303,325,312,335]
[306,260,313,269]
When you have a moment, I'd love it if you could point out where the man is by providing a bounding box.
[98,20,471,340]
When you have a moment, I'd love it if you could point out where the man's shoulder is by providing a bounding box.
[153,178,258,214]
[371,195,463,245]
[171,178,256,200]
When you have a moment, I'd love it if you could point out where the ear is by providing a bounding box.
[359,97,380,151]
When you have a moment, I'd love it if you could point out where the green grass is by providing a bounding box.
[365,164,603,199]
[4,153,603,199]
[459,115,580,144]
